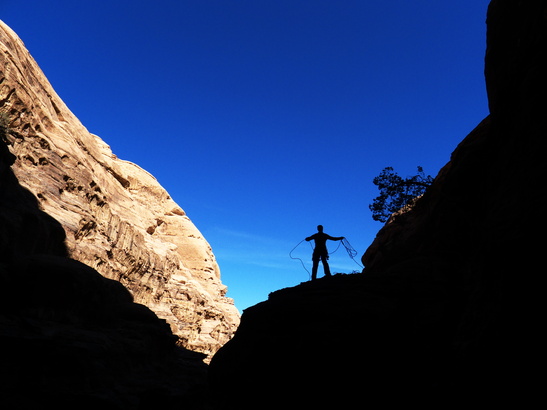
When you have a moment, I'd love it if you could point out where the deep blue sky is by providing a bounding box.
[2,0,490,311]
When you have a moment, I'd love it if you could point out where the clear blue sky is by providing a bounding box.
[2,0,490,312]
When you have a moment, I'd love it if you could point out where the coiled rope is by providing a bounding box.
[341,238,362,267]
[331,238,363,269]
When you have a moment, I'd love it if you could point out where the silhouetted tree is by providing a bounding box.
[369,166,433,222]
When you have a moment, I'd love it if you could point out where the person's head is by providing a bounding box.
[317,225,323,232]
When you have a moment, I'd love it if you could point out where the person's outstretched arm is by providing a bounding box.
[326,235,344,241]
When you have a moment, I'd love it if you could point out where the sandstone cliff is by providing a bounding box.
[0,20,239,359]
[209,1,544,407]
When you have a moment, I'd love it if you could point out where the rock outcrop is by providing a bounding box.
[209,1,544,407]
[0,20,239,359]
[1,127,209,407]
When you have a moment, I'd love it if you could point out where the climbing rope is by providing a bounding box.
[340,238,363,269]
[289,239,312,279]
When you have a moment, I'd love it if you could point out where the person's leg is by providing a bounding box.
[311,257,319,280]
[321,254,331,277]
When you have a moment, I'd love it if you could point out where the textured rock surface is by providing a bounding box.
[1,128,209,407]
[209,1,544,407]
[0,20,239,359]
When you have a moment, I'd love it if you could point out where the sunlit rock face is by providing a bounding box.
[209,1,544,407]
[0,20,239,359]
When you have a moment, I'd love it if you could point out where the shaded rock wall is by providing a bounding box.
[209,1,545,407]
[0,20,239,359]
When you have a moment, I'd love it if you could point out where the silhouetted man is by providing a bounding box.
[305,225,344,280]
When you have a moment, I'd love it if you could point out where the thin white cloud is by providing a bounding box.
[213,227,287,246]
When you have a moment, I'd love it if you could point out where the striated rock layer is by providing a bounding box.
[0,20,239,359]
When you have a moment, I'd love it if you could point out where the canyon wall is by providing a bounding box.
[0,20,239,359]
